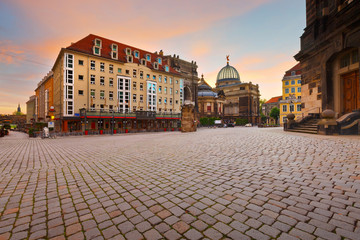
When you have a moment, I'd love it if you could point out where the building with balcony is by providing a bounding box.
[280,64,302,126]
[28,34,198,132]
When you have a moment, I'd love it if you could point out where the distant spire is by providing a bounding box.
[17,103,21,113]
[226,55,229,65]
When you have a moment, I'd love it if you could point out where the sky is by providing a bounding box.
[0,0,306,114]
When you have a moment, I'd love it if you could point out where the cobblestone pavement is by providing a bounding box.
[0,128,360,240]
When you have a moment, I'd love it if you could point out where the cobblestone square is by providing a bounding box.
[0,128,359,239]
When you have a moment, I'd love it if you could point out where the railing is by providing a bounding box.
[296,107,321,123]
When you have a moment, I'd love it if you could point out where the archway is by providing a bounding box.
[184,86,192,103]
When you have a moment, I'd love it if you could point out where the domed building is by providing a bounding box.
[198,57,261,124]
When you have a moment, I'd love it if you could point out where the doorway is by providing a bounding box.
[342,70,359,114]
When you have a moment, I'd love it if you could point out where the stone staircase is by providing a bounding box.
[287,118,319,134]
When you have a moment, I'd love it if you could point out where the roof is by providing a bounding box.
[66,34,180,75]
[216,63,240,83]
[265,96,282,104]
[284,63,301,77]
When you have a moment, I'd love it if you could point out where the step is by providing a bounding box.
[287,129,318,134]
[296,126,317,129]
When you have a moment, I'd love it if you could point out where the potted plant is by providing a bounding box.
[113,129,117,134]
[125,128,128,133]
[99,128,104,134]
[28,128,35,138]
[84,129,89,135]
[164,128,167,131]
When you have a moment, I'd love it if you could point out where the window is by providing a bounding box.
[109,91,113,100]
[100,104,104,111]
[133,94,137,102]
[159,86,162,93]
[297,104,301,112]
[93,46,100,55]
[140,71,143,79]
[112,44,117,52]
[127,55,133,63]
[176,80,178,84]
[133,81,137,90]
[297,96,301,99]
[297,79,301,84]
[109,105,113,112]
[100,62,105,72]
[140,83,143,91]
[78,90,84,95]
[100,76,105,86]
[159,97,162,104]
[285,88,289,94]
[109,64,113,73]
[164,97,167,104]
[290,104,294,112]
[112,51,118,60]
[90,104,95,111]
[282,105,287,112]
[78,75,84,81]
[118,68,122,73]
[90,75,95,84]
[170,98,172,104]
[164,87,167,94]
[126,48,131,55]
[170,88,172,94]
[175,100,178,104]
[291,80,295,85]
[291,88,295,93]
[169,78,172,84]
[164,76,167,84]
[154,62,158,70]
[285,81,289,86]
[100,90,105,99]
[159,75,162,83]
[146,74,150,79]
[126,69,130,75]
[140,95,143,102]
[91,60,95,70]
[298,87,301,92]
[157,57,162,65]
[109,78,113,87]
[283,116,287,123]
[91,89,95,98]
[95,39,102,47]
[141,59,146,65]
[111,44,118,59]
[165,66,169,72]
[340,53,351,68]
[291,71,295,76]
[133,69,137,78]
[153,75,156,80]
[133,106,137,112]
[176,90,178,94]
[78,60,84,65]
[134,51,139,58]
[146,54,151,61]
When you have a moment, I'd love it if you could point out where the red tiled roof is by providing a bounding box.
[265,96,282,104]
[284,63,301,76]
[66,34,180,75]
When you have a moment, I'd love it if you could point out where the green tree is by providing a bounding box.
[12,111,24,116]
[270,107,280,125]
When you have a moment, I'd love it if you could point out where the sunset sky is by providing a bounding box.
[0,0,305,114]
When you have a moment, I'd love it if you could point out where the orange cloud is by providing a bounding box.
[0,41,25,64]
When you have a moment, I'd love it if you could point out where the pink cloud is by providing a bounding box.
[0,41,25,64]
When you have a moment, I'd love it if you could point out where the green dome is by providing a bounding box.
[216,63,240,84]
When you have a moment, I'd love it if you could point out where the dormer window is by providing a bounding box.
[93,46,101,55]
[134,50,139,58]
[153,62,159,70]
[165,65,169,72]
[157,57,162,65]
[95,39,102,47]
[146,54,151,61]
[111,44,118,60]
[126,48,131,55]
[127,55,133,63]
[141,59,146,65]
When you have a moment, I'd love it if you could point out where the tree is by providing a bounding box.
[12,111,24,116]
[270,107,280,125]
[259,99,267,114]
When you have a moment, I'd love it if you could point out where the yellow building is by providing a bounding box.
[280,64,302,126]
[29,34,199,133]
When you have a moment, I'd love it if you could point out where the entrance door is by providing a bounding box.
[342,70,359,114]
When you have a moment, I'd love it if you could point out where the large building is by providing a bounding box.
[29,34,198,132]
[295,0,360,117]
[198,58,261,124]
[279,64,302,125]
[263,96,282,124]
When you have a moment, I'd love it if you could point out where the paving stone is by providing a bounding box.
[143,229,162,240]
[164,229,181,240]
[203,228,223,240]
[183,229,203,240]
